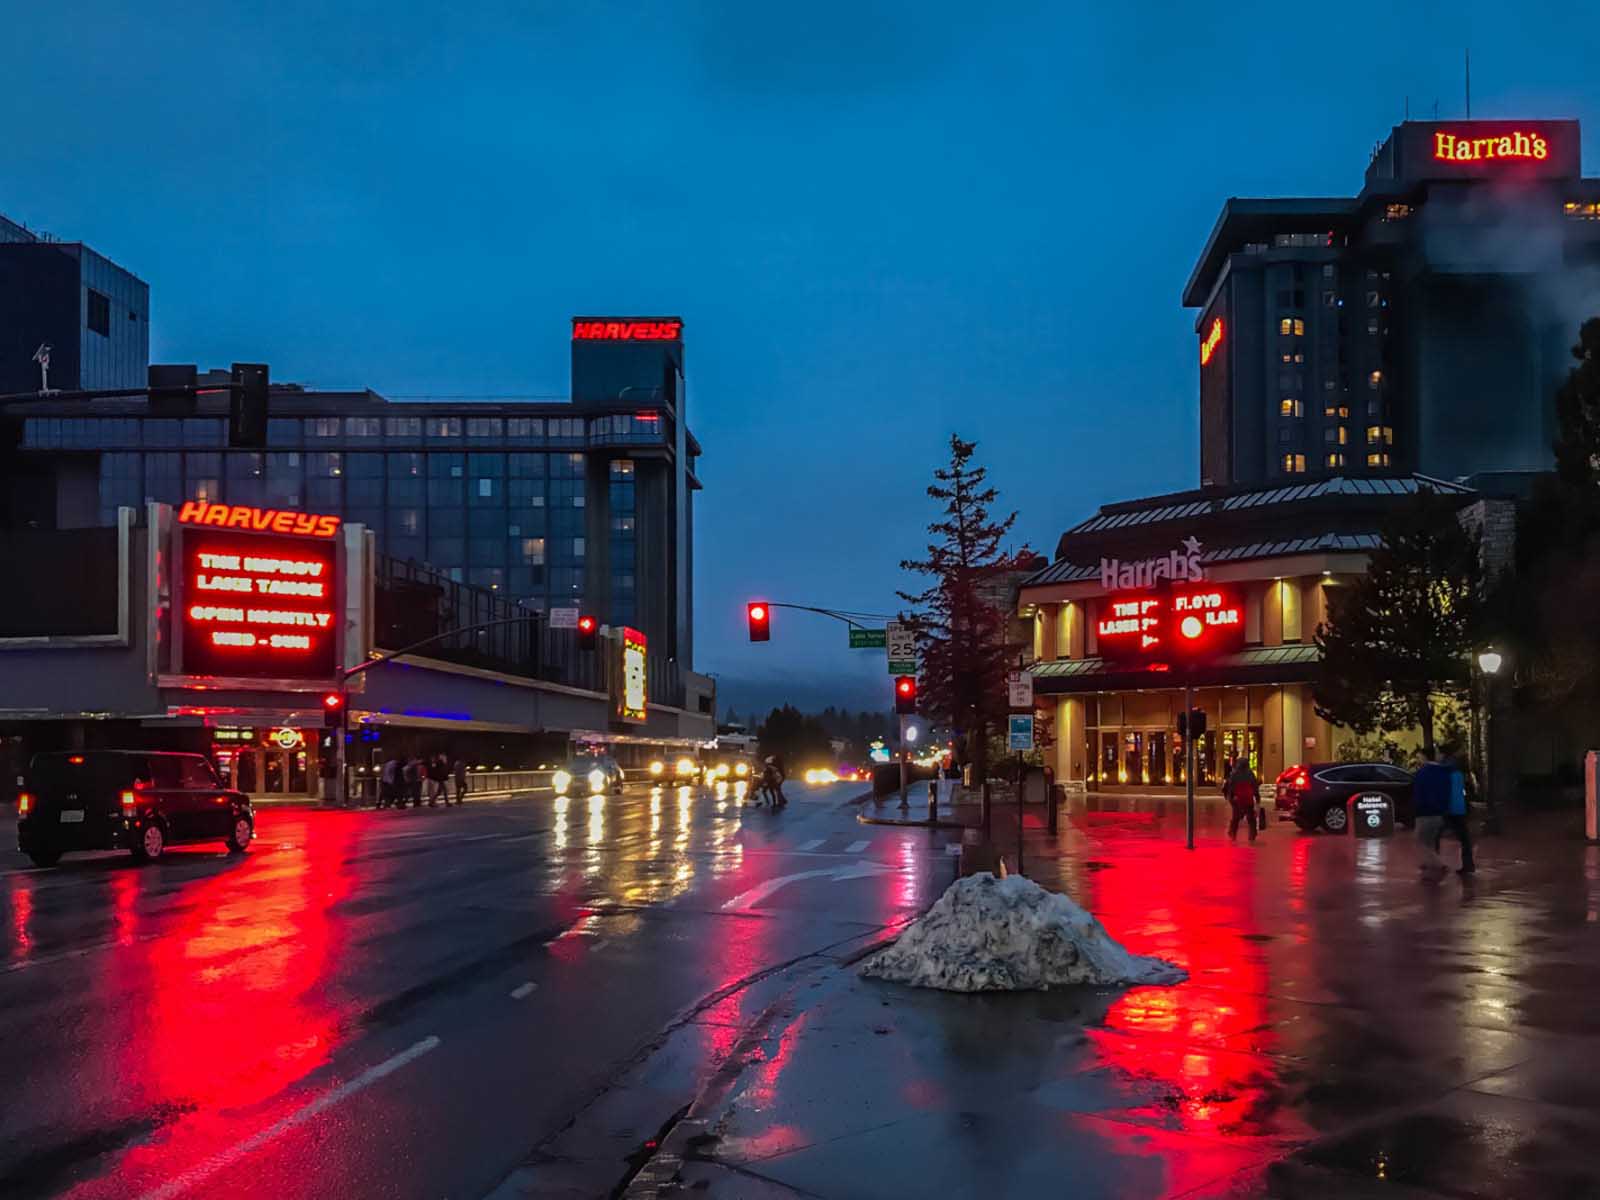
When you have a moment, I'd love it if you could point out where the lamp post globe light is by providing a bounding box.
[1477,648,1503,834]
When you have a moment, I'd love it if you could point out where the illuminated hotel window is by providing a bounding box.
[1368,370,1383,389]
[1367,451,1391,468]
[1294,318,1305,336]
[1325,404,1349,419]
[1384,203,1413,221]
[1281,453,1306,474]
[1280,318,1293,336]
[1366,425,1394,445]
[1281,398,1303,418]
[1324,426,1349,445]
[1564,201,1600,220]
[1326,452,1345,468]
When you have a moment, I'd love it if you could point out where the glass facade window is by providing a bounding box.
[186,451,220,502]
[307,417,341,439]
[145,420,180,447]
[548,417,584,445]
[182,418,224,446]
[263,452,304,507]
[267,418,301,447]
[346,453,384,505]
[305,451,342,507]
[344,416,382,440]
[609,459,637,625]
[506,417,544,443]
[386,416,422,441]
[98,451,141,523]
[426,416,462,442]
[143,452,183,504]
[466,417,504,442]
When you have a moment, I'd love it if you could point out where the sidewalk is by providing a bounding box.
[633,797,1600,1198]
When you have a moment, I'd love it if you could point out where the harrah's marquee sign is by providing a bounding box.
[1100,537,1205,591]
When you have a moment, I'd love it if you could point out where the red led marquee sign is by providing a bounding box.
[1097,584,1246,666]
[571,318,683,342]
[177,503,341,680]
[1433,129,1548,164]
[1199,317,1224,366]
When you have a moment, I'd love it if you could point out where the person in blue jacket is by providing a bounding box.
[1411,749,1451,878]
[1437,753,1476,875]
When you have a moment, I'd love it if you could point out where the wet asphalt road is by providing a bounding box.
[0,781,955,1200]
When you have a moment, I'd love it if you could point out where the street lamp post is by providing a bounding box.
[1477,649,1503,834]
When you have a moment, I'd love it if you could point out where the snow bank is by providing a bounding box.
[861,872,1185,992]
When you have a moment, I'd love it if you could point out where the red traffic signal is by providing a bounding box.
[322,692,345,728]
[894,675,917,715]
[322,692,343,710]
[577,614,598,650]
[747,601,771,642]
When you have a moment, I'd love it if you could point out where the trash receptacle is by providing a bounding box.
[1351,792,1394,837]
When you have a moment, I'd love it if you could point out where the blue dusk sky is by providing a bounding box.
[5,2,1598,714]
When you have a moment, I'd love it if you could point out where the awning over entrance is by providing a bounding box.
[1032,643,1322,693]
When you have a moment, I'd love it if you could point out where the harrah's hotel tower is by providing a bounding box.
[1185,119,1600,487]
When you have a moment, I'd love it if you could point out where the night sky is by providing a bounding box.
[6,3,1598,715]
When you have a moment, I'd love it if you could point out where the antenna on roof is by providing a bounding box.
[1465,48,1471,118]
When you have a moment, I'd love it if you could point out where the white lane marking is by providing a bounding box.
[844,839,870,854]
[134,1035,441,1200]
[722,861,896,912]
[796,838,824,852]
[510,982,537,1000]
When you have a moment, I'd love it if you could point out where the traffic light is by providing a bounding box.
[1176,708,1207,738]
[229,362,269,448]
[577,614,598,651]
[747,601,771,642]
[322,691,345,729]
[894,675,917,715]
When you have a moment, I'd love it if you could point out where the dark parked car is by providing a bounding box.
[16,750,254,867]
[1274,761,1414,833]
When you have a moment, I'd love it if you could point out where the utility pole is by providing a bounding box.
[1184,675,1196,851]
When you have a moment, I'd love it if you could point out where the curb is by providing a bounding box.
[856,812,971,830]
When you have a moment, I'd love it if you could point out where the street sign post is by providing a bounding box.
[549,607,579,630]
[848,628,887,649]
[1007,671,1034,710]
[886,621,917,675]
[1008,715,1034,751]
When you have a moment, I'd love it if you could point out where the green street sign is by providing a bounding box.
[888,659,918,675]
[849,628,887,649]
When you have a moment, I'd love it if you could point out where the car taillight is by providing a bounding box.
[17,791,32,815]
[120,790,137,811]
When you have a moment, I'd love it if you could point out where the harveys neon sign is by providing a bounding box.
[571,319,682,342]
[178,501,341,539]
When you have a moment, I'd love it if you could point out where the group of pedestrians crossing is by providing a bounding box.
[376,752,468,809]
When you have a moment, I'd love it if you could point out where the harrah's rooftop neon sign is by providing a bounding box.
[572,318,683,342]
[1434,129,1549,163]
[1199,317,1224,365]
[1100,537,1205,591]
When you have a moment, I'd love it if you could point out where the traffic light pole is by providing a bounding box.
[898,713,909,809]
[1185,675,1196,851]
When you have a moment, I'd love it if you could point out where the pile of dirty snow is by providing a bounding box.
[861,872,1185,992]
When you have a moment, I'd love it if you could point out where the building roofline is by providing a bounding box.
[1182,197,1359,308]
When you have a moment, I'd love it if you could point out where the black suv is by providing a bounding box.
[1275,761,1415,833]
[17,751,254,868]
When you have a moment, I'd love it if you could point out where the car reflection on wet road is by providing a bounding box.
[0,781,938,1200]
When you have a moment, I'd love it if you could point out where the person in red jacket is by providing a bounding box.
[1223,758,1260,842]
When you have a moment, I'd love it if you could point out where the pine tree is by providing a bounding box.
[1314,488,1486,755]
[898,435,1033,783]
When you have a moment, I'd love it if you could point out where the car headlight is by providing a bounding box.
[715,763,730,778]
[735,762,749,777]
[650,761,664,776]
[676,757,695,776]
[588,769,606,793]
[552,770,572,793]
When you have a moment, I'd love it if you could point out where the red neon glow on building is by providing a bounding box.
[181,531,339,678]
[571,318,683,342]
[177,501,341,539]
[1199,317,1224,365]
[1433,130,1548,163]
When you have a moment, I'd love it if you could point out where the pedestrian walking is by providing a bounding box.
[403,755,422,809]
[427,753,449,807]
[1438,753,1476,875]
[1223,758,1259,842]
[1412,749,1451,878]
[452,757,467,806]
[378,753,402,809]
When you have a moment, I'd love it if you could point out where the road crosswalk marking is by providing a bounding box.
[844,839,870,854]
[797,838,824,852]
